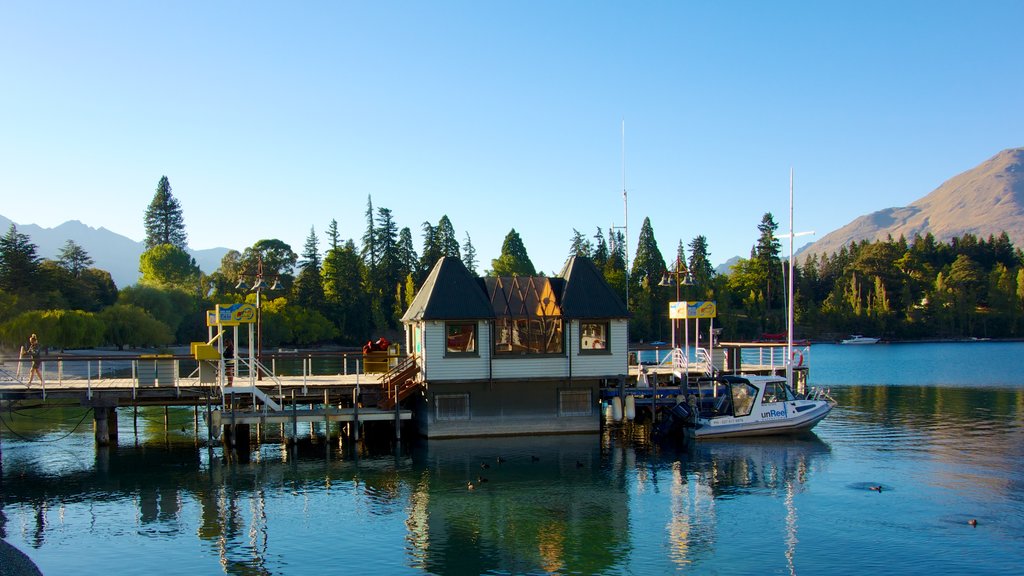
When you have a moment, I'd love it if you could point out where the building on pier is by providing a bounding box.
[399,256,629,438]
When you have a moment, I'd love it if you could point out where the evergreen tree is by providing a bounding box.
[396,227,419,306]
[436,215,460,258]
[462,232,478,276]
[0,224,42,294]
[397,227,419,281]
[144,176,188,250]
[687,235,715,295]
[373,207,401,327]
[592,227,609,268]
[630,217,667,342]
[361,195,378,269]
[569,229,593,258]
[58,240,94,277]
[420,221,441,274]
[294,227,325,309]
[490,229,536,276]
[326,219,341,251]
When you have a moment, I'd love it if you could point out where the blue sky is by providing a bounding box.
[2,1,1022,275]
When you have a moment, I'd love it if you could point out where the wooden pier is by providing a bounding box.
[0,350,413,447]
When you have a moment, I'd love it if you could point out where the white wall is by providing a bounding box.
[410,318,629,382]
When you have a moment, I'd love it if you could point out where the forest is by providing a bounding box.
[1,176,1022,352]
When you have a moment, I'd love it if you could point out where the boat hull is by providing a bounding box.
[690,401,833,439]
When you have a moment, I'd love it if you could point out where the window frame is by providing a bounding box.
[444,321,479,357]
[579,321,611,355]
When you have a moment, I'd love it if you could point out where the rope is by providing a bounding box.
[0,407,93,443]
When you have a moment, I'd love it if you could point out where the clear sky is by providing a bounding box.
[2,1,1022,275]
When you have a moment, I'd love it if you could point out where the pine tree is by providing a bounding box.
[462,232,478,276]
[361,196,378,269]
[629,217,667,342]
[58,239,94,278]
[144,176,188,250]
[0,224,42,293]
[569,229,592,258]
[687,235,715,297]
[436,215,460,258]
[294,227,325,309]
[592,227,609,268]
[490,229,536,276]
[420,221,441,273]
[326,219,340,251]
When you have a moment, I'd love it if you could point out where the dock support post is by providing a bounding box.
[291,390,298,444]
[353,387,361,442]
[394,398,401,441]
[93,406,116,446]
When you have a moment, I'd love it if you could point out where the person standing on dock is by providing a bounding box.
[224,340,235,385]
[26,333,44,386]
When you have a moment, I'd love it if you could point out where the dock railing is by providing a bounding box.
[629,342,810,378]
[0,349,405,399]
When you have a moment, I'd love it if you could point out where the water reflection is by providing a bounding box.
[4,380,1023,574]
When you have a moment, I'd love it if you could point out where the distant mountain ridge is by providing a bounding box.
[799,147,1024,260]
[0,215,229,288]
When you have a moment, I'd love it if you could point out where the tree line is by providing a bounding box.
[2,175,1023,352]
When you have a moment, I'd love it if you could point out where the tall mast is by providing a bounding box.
[787,168,795,387]
[622,120,629,310]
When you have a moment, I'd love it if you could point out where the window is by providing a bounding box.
[446,322,477,355]
[731,383,759,417]
[494,317,563,355]
[580,322,610,353]
[763,380,794,403]
[559,390,592,417]
[435,394,470,421]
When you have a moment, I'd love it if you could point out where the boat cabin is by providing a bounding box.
[400,256,629,438]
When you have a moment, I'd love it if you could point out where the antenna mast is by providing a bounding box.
[622,120,629,309]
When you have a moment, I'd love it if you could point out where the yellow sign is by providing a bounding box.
[211,303,258,326]
[670,301,717,319]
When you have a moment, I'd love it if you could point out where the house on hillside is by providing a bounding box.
[399,256,629,438]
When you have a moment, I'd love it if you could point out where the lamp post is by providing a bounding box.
[235,255,281,380]
[658,256,693,350]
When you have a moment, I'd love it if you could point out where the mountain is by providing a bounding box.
[0,215,229,288]
[798,147,1024,260]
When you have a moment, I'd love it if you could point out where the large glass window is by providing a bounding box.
[580,322,609,353]
[494,317,563,355]
[446,322,477,355]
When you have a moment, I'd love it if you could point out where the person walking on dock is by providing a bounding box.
[26,333,44,386]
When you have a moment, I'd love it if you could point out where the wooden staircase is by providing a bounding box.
[378,355,421,411]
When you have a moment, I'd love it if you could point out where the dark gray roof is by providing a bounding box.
[557,256,629,319]
[401,255,628,322]
[401,257,494,322]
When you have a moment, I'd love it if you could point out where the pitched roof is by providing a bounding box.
[401,257,494,322]
[557,256,629,319]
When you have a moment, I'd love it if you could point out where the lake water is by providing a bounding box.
[2,342,1022,575]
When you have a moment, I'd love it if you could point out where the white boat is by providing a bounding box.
[840,335,879,345]
[656,375,835,439]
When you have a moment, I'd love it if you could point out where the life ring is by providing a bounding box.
[791,350,804,367]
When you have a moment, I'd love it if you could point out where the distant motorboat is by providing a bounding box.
[840,335,880,345]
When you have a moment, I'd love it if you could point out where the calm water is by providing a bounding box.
[2,342,1022,575]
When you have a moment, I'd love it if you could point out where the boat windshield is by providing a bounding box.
[762,380,795,403]
[732,382,758,417]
